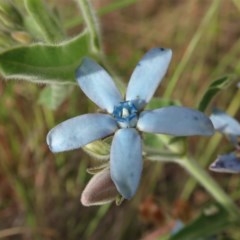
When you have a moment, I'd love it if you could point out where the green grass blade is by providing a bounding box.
[198,75,236,112]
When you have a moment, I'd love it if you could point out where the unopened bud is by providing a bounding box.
[81,168,119,206]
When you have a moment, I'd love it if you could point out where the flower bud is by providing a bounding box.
[81,168,119,206]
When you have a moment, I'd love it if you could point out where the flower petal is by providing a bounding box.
[209,152,240,173]
[47,114,118,152]
[228,135,240,148]
[126,48,172,109]
[137,106,214,136]
[110,128,142,199]
[209,109,240,136]
[81,168,119,206]
[76,58,123,113]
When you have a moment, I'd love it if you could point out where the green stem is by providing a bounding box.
[76,0,101,54]
[179,156,240,220]
[163,0,220,99]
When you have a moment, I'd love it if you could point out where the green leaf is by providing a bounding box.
[24,0,64,42]
[169,204,235,240]
[0,30,90,84]
[198,75,236,112]
[38,84,74,110]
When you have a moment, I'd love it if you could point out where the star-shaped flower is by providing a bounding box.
[47,48,214,200]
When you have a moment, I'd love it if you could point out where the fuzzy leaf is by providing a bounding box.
[198,75,235,112]
[0,30,90,84]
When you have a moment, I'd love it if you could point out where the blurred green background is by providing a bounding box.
[0,0,240,239]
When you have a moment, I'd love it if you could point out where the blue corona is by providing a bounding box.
[112,101,138,128]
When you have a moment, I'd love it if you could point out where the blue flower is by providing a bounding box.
[47,48,214,200]
[209,151,240,174]
[209,109,240,173]
[210,109,240,148]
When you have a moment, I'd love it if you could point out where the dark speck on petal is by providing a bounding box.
[215,160,225,168]
[193,116,199,121]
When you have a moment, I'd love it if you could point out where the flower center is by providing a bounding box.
[112,101,138,128]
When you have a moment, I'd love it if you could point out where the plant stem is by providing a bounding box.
[179,156,240,220]
[76,0,101,54]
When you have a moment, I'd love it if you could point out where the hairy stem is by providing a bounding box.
[76,0,101,54]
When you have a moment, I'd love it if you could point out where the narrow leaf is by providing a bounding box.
[198,75,235,112]
[0,30,90,84]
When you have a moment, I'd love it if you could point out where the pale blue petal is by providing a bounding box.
[137,106,214,136]
[47,114,118,152]
[209,152,240,173]
[76,58,123,113]
[126,48,172,109]
[210,109,240,136]
[110,128,142,199]
[228,135,240,148]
